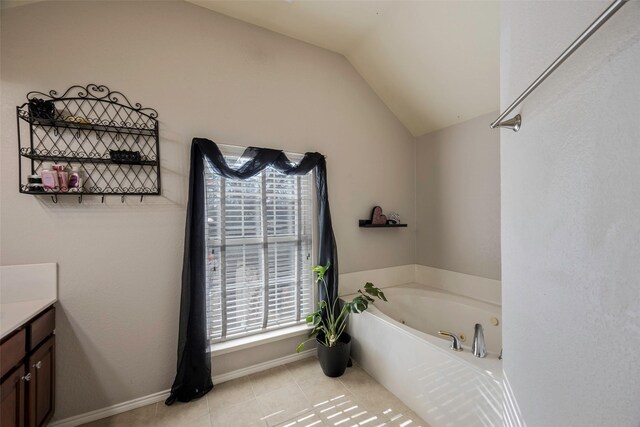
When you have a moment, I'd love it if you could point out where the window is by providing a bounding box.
[204,147,315,343]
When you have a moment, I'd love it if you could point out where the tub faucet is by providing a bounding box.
[438,331,463,351]
[472,323,487,358]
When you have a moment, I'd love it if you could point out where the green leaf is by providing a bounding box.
[358,290,374,302]
[296,342,305,353]
[353,301,366,313]
[312,262,331,282]
[305,314,314,323]
[361,283,388,302]
[349,296,368,313]
[364,287,379,297]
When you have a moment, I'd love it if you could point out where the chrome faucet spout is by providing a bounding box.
[438,331,463,351]
[472,323,487,358]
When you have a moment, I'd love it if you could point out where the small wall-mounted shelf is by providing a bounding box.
[358,220,407,228]
[17,84,160,202]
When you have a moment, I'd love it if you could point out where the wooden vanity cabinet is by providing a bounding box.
[1,365,26,427]
[0,306,55,427]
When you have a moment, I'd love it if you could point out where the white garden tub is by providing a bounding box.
[348,283,504,427]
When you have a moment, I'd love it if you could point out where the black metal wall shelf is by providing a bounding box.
[17,84,161,201]
[20,149,158,166]
[359,220,408,228]
[17,112,157,136]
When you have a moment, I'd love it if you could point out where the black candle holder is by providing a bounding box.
[110,149,142,165]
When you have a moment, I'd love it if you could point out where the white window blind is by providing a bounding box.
[204,147,314,343]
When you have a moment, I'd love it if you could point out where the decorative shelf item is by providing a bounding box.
[358,220,408,228]
[16,84,160,202]
[358,206,407,228]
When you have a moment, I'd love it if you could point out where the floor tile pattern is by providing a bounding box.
[82,357,430,427]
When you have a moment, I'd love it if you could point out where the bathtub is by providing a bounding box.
[348,283,504,427]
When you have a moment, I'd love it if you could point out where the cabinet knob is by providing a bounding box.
[21,373,31,382]
[33,361,42,369]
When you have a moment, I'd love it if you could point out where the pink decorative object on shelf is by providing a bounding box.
[370,206,387,225]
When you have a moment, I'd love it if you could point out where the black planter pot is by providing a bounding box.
[316,332,352,378]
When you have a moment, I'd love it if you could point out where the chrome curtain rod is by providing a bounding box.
[491,0,629,132]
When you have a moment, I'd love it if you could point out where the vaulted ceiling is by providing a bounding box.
[187,0,500,136]
[2,0,500,136]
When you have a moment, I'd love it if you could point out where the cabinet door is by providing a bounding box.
[27,337,55,427]
[1,365,26,427]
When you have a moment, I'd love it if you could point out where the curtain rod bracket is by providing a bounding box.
[492,114,521,132]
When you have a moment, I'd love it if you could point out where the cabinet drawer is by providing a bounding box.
[0,329,26,379]
[28,308,54,351]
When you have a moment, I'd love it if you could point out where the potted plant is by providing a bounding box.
[296,262,387,377]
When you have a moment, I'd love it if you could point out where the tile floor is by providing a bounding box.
[82,357,430,427]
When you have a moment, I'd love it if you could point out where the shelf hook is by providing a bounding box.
[78,194,83,204]
[101,195,105,204]
[140,195,144,203]
[121,195,125,203]
[51,194,58,204]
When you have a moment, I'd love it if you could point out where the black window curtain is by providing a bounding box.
[165,138,339,405]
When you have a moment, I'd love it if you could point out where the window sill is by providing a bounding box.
[210,323,312,356]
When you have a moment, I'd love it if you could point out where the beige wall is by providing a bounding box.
[415,112,501,280]
[0,1,415,420]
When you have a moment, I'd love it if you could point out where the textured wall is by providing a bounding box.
[415,112,501,280]
[501,1,640,425]
[0,1,415,420]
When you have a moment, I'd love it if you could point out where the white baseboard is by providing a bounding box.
[48,389,170,427]
[49,349,315,427]
[212,348,314,383]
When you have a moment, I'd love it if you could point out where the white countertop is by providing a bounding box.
[0,263,57,340]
